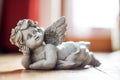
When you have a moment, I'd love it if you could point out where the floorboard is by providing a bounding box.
[0,52,120,80]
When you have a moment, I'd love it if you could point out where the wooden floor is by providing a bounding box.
[0,51,120,80]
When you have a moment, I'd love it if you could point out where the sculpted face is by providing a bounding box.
[22,27,44,49]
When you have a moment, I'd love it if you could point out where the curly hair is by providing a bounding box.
[10,19,38,48]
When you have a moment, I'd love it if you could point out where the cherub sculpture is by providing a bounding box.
[10,17,101,70]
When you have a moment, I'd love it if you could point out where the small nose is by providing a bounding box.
[33,34,36,37]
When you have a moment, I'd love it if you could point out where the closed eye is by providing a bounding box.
[33,29,38,34]
[27,34,32,39]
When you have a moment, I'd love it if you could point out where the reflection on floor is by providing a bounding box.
[0,51,120,80]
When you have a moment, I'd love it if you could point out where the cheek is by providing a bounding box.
[26,39,36,48]
[39,35,44,42]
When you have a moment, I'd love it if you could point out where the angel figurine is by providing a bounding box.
[10,17,101,70]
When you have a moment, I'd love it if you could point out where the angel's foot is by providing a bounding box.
[89,55,101,67]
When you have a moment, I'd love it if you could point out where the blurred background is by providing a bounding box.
[0,0,119,53]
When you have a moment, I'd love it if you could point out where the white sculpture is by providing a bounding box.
[10,17,101,70]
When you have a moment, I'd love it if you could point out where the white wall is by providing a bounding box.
[39,0,61,28]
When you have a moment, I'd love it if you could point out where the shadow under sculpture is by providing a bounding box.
[10,17,101,70]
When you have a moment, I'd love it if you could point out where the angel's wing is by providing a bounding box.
[44,17,67,46]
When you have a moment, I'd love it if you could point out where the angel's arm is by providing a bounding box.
[29,44,57,69]
[20,46,31,69]
[22,53,31,69]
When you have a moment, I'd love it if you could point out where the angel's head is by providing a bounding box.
[10,19,45,50]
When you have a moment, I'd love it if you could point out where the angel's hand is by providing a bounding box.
[57,60,75,65]
[19,46,30,55]
[56,60,76,69]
